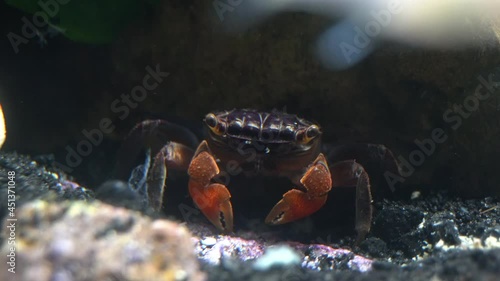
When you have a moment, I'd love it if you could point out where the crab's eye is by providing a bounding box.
[205,113,217,128]
[205,113,224,135]
[306,125,321,139]
[297,125,321,144]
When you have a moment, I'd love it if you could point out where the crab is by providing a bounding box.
[116,109,400,243]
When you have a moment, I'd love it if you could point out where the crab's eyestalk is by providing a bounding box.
[204,113,217,128]
[0,104,5,149]
[204,113,226,136]
[296,125,321,144]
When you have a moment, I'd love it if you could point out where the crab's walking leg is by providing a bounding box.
[265,153,332,226]
[330,160,372,244]
[114,119,199,180]
[325,143,400,191]
[147,142,195,211]
[188,141,233,232]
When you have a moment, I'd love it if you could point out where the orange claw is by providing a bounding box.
[187,141,234,232]
[187,141,219,185]
[266,153,332,225]
[265,189,327,225]
[189,180,233,232]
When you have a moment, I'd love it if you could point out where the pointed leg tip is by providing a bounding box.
[354,231,368,246]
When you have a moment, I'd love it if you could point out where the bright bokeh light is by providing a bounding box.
[217,0,500,69]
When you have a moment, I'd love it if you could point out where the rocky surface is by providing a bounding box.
[0,152,499,280]
[200,249,500,281]
[0,200,205,281]
[185,190,500,281]
[0,152,92,222]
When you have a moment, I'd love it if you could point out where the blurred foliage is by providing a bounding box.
[5,0,160,44]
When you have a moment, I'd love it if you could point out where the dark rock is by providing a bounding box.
[95,179,145,211]
[424,212,461,245]
[372,200,427,257]
[371,260,399,271]
[373,202,424,240]
[0,152,93,223]
[359,237,388,258]
[201,249,500,281]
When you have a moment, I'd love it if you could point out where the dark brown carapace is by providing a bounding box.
[203,109,323,175]
[204,109,321,145]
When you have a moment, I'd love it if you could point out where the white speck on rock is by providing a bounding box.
[201,237,217,247]
[434,235,499,251]
[484,236,500,248]
[411,191,421,200]
[418,216,427,229]
[253,245,301,271]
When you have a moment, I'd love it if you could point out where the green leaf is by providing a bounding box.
[6,0,162,44]
[58,0,143,44]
